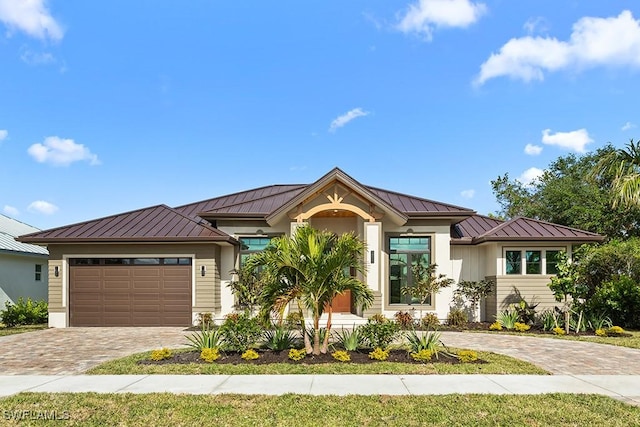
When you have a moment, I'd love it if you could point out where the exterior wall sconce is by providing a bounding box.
[54,266,60,277]
[370,251,375,264]
[201,265,206,277]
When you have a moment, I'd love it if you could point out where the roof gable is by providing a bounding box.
[19,205,236,244]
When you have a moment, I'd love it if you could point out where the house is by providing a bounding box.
[18,168,603,328]
[0,215,49,309]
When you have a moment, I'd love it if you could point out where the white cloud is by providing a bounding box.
[541,128,593,153]
[622,121,636,131]
[0,129,7,141]
[523,17,550,35]
[397,0,487,40]
[20,48,55,65]
[3,205,19,216]
[28,200,58,215]
[0,0,64,41]
[475,10,640,85]
[517,167,544,186]
[329,108,369,132]
[524,143,543,155]
[460,189,475,199]
[28,136,100,166]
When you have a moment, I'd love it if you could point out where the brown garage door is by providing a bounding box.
[69,258,192,327]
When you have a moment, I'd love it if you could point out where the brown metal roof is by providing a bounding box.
[451,215,604,244]
[367,186,474,216]
[18,205,237,244]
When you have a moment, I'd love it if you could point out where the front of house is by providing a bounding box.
[18,168,603,328]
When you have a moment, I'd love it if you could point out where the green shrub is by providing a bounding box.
[446,308,467,328]
[0,298,48,327]
[458,350,478,363]
[537,309,561,332]
[241,349,260,360]
[335,327,363,351]
[368,347,389,361]
[514,322,531,332]
[150,348,172,361]
[406,329,442,359]
[200,348,220,363]
[331,350,351,362]
[420,313,440,329]
[359,317,401,349]
[288,348,306,361]
[586,276,640,329]
[185,325,223,351]
[196,312,213,328]
[489,321,503,331]
[220,312,262,352]
[394,311,415,329]
[496,308,518,329]
[410,349,432,362]
[285,311,303,329]
[263,324,298,351]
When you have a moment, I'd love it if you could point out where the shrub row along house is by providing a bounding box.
[18,168,603,328]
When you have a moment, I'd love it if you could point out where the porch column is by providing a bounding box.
[290,221,307,236]
[364,222,382,292]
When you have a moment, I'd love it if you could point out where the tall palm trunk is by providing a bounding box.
[321,305,333,354]
[312,307,321,355]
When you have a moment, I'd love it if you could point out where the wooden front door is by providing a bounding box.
[330,290,352,313]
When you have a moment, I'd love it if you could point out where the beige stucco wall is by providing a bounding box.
[47,242,225,327]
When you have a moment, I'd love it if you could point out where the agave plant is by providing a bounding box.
[334,326,363,351]
[263,324,299,351]
[406,329,443,359]
[185,324,223,351]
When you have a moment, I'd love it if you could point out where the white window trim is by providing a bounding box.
[503,247,566,276]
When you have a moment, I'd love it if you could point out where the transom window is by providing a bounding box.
[504,249,563,275]
[70,258,192,266]
[240,237,273,267]
[389,236,431,305]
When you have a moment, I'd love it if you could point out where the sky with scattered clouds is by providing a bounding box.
[1,1,639,229]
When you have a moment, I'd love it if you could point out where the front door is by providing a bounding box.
[331,290,352,313]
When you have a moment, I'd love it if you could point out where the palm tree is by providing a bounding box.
[595,139,640,208]
[244,225,374,355]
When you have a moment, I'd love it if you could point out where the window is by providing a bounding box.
[505,251,522,275]
[389,237,431,305]
[240,237,273,267]
[526,251,541,274]
[505,249,564,275]
[35,264,42,281]
[546,250,561,275]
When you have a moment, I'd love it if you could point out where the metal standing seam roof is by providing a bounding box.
[0,215,49,255]
[18,205,237,243]
[451,215,604,244]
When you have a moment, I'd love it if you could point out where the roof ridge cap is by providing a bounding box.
[197,185,308,214]
[174,184,306,211]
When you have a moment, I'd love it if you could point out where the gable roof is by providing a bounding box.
[451,215,604,245]
[0,215,48,256]
[18,205,237,244]
[177,167,475,225]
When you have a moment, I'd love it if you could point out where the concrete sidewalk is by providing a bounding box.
[2,375,640,404]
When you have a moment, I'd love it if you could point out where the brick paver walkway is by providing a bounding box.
[1,328,639,375]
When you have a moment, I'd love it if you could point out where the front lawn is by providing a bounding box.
[0,324,47,337]
[86,348,548,375]
[557,330,640,349]
[1,393,638,426]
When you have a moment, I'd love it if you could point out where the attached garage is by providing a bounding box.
[69,258,192,326]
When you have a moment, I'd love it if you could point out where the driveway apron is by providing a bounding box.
[1,328,640,375]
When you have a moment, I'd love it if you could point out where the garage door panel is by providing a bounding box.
[70,262,192,327]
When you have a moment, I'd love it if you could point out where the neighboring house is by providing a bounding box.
[18,168,603,328]
[0,215,49,309]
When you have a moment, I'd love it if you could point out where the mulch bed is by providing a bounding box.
[140,349,485,366]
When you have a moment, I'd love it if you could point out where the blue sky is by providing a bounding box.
[1,0,639,230]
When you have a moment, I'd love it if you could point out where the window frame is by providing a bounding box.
[238,235,280,268]
[387,234,434,307]
[35,264,42,281]
[503,247,566,275]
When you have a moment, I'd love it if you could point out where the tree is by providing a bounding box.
[491,145,640,238]
[244,225,374,355]
[548,252,587,334]
[454,279,494,322]
[594,139,640,209]
[400,263,454,320]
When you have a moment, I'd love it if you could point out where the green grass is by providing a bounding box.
[0,324,47,337]
[474,329,640,349]
[1,393,638,426]
[85,348,548,375]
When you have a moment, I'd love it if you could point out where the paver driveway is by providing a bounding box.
[2,328,640,375]
[0,327,188,375]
